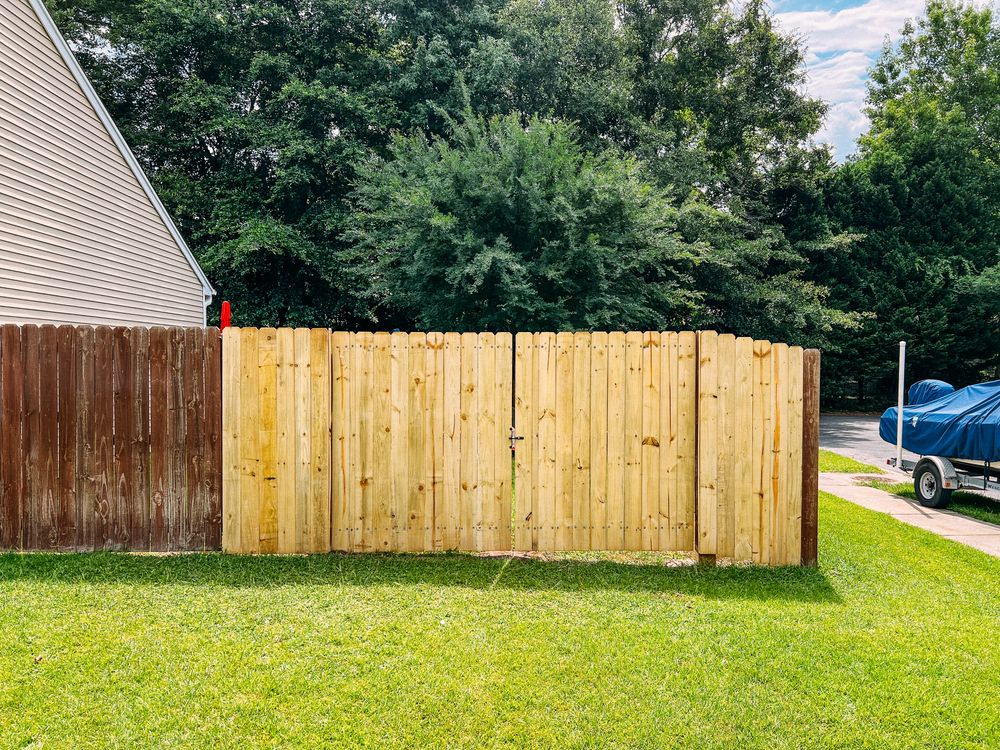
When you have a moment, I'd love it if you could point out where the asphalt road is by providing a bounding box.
[821,414,1000,500]
[819,414,914,475]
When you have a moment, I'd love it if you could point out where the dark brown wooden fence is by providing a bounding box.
[0,324,221,551]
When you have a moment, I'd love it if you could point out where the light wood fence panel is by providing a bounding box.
[222,329,513,553]
[696,333,808,564]
[514,331,698,552]
[223,327,331,554]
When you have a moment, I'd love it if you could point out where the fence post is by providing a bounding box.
[801,349,820,566]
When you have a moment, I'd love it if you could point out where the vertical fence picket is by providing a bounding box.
[330,331,351,552]
[75,325,95,551]
[56,325,77,551]
[131,326,151,550]
[572,332,591,550]
[589,333,608,551]
[426,333,445,551]
[605,332,626,551]
[310,328,331,553]
[221,328,241,552]
[733,337,755,562]
[640,332,660,551]
[514,333,535,551]
[407,332,426,552]
[0,325,23,549]
[204,327,223,550]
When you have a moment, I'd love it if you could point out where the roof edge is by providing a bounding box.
[28,0,216,315]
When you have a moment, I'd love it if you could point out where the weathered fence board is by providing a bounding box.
[0,323,221,552]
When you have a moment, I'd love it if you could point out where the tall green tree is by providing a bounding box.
[348,115,699,331]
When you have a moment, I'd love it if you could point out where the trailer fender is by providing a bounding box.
[914,456,959,490]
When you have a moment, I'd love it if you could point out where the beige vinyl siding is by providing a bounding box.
[0,0,207,326]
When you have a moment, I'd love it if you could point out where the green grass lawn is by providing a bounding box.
[867,479,1000,527]
[818,448,883,474]
[2,494,998,749]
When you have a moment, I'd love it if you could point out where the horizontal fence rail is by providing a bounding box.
[0,324,819,565]
[0,324,221,551]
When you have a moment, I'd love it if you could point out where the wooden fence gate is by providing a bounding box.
[223,328,819,565]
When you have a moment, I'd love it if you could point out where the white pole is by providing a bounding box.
[896,340,906,468]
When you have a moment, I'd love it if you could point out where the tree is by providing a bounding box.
[347,115,699,331]
[817,1,1000,404]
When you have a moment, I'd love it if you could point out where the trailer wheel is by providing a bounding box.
[913,463,953,508]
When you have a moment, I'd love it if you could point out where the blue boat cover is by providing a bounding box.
[907,379,955,405]
[879,380,1000,461]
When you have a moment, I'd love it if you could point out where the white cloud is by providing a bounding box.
[776,0,924,55]
[774,0,925,159]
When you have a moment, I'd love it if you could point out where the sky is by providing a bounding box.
[772,0,927,160]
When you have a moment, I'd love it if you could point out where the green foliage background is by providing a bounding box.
[45,0,1000,406]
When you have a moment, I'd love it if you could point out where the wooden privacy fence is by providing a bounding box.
[0,324,221,551]
[224,328,820,565]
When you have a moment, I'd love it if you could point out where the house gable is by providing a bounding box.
[0,0,215,326]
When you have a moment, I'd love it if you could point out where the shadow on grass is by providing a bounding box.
[0,551,842,604]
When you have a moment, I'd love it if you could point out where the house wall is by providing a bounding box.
[0,0,208,327]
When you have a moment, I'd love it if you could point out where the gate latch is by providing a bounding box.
[509,426,524,452]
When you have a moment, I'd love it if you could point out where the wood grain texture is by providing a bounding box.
[310,328,331,553]
[786,346,805,565]
[441,332,461,550]
[495,332,513,551]
[696,330,718,555]
[801,349,821,567]
[554,332,574,551]
[56,325,77,551]
[0,324,220,553]
[605,331,626,550]
[589,332,608,551]
[733,337,755,562]
[275,328,296,553]
[426,333,445,550]
[330,331,351,551]
[572,332,591,550]
[203,328,223,550]
[184,327,206,551]
[640,332,660,551]
[514,333,535,551]
[623,331,643,550]
[93,326,115,550]
[237,327,260,553]
[536,332,557,552]
[129,326,150,550]
[75,326,95,551]
[0,325,23,549]
[676,332,697,551]
[221,328,241,552]
[752,340,773,565]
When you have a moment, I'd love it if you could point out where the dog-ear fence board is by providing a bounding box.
[0,324,819,565]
